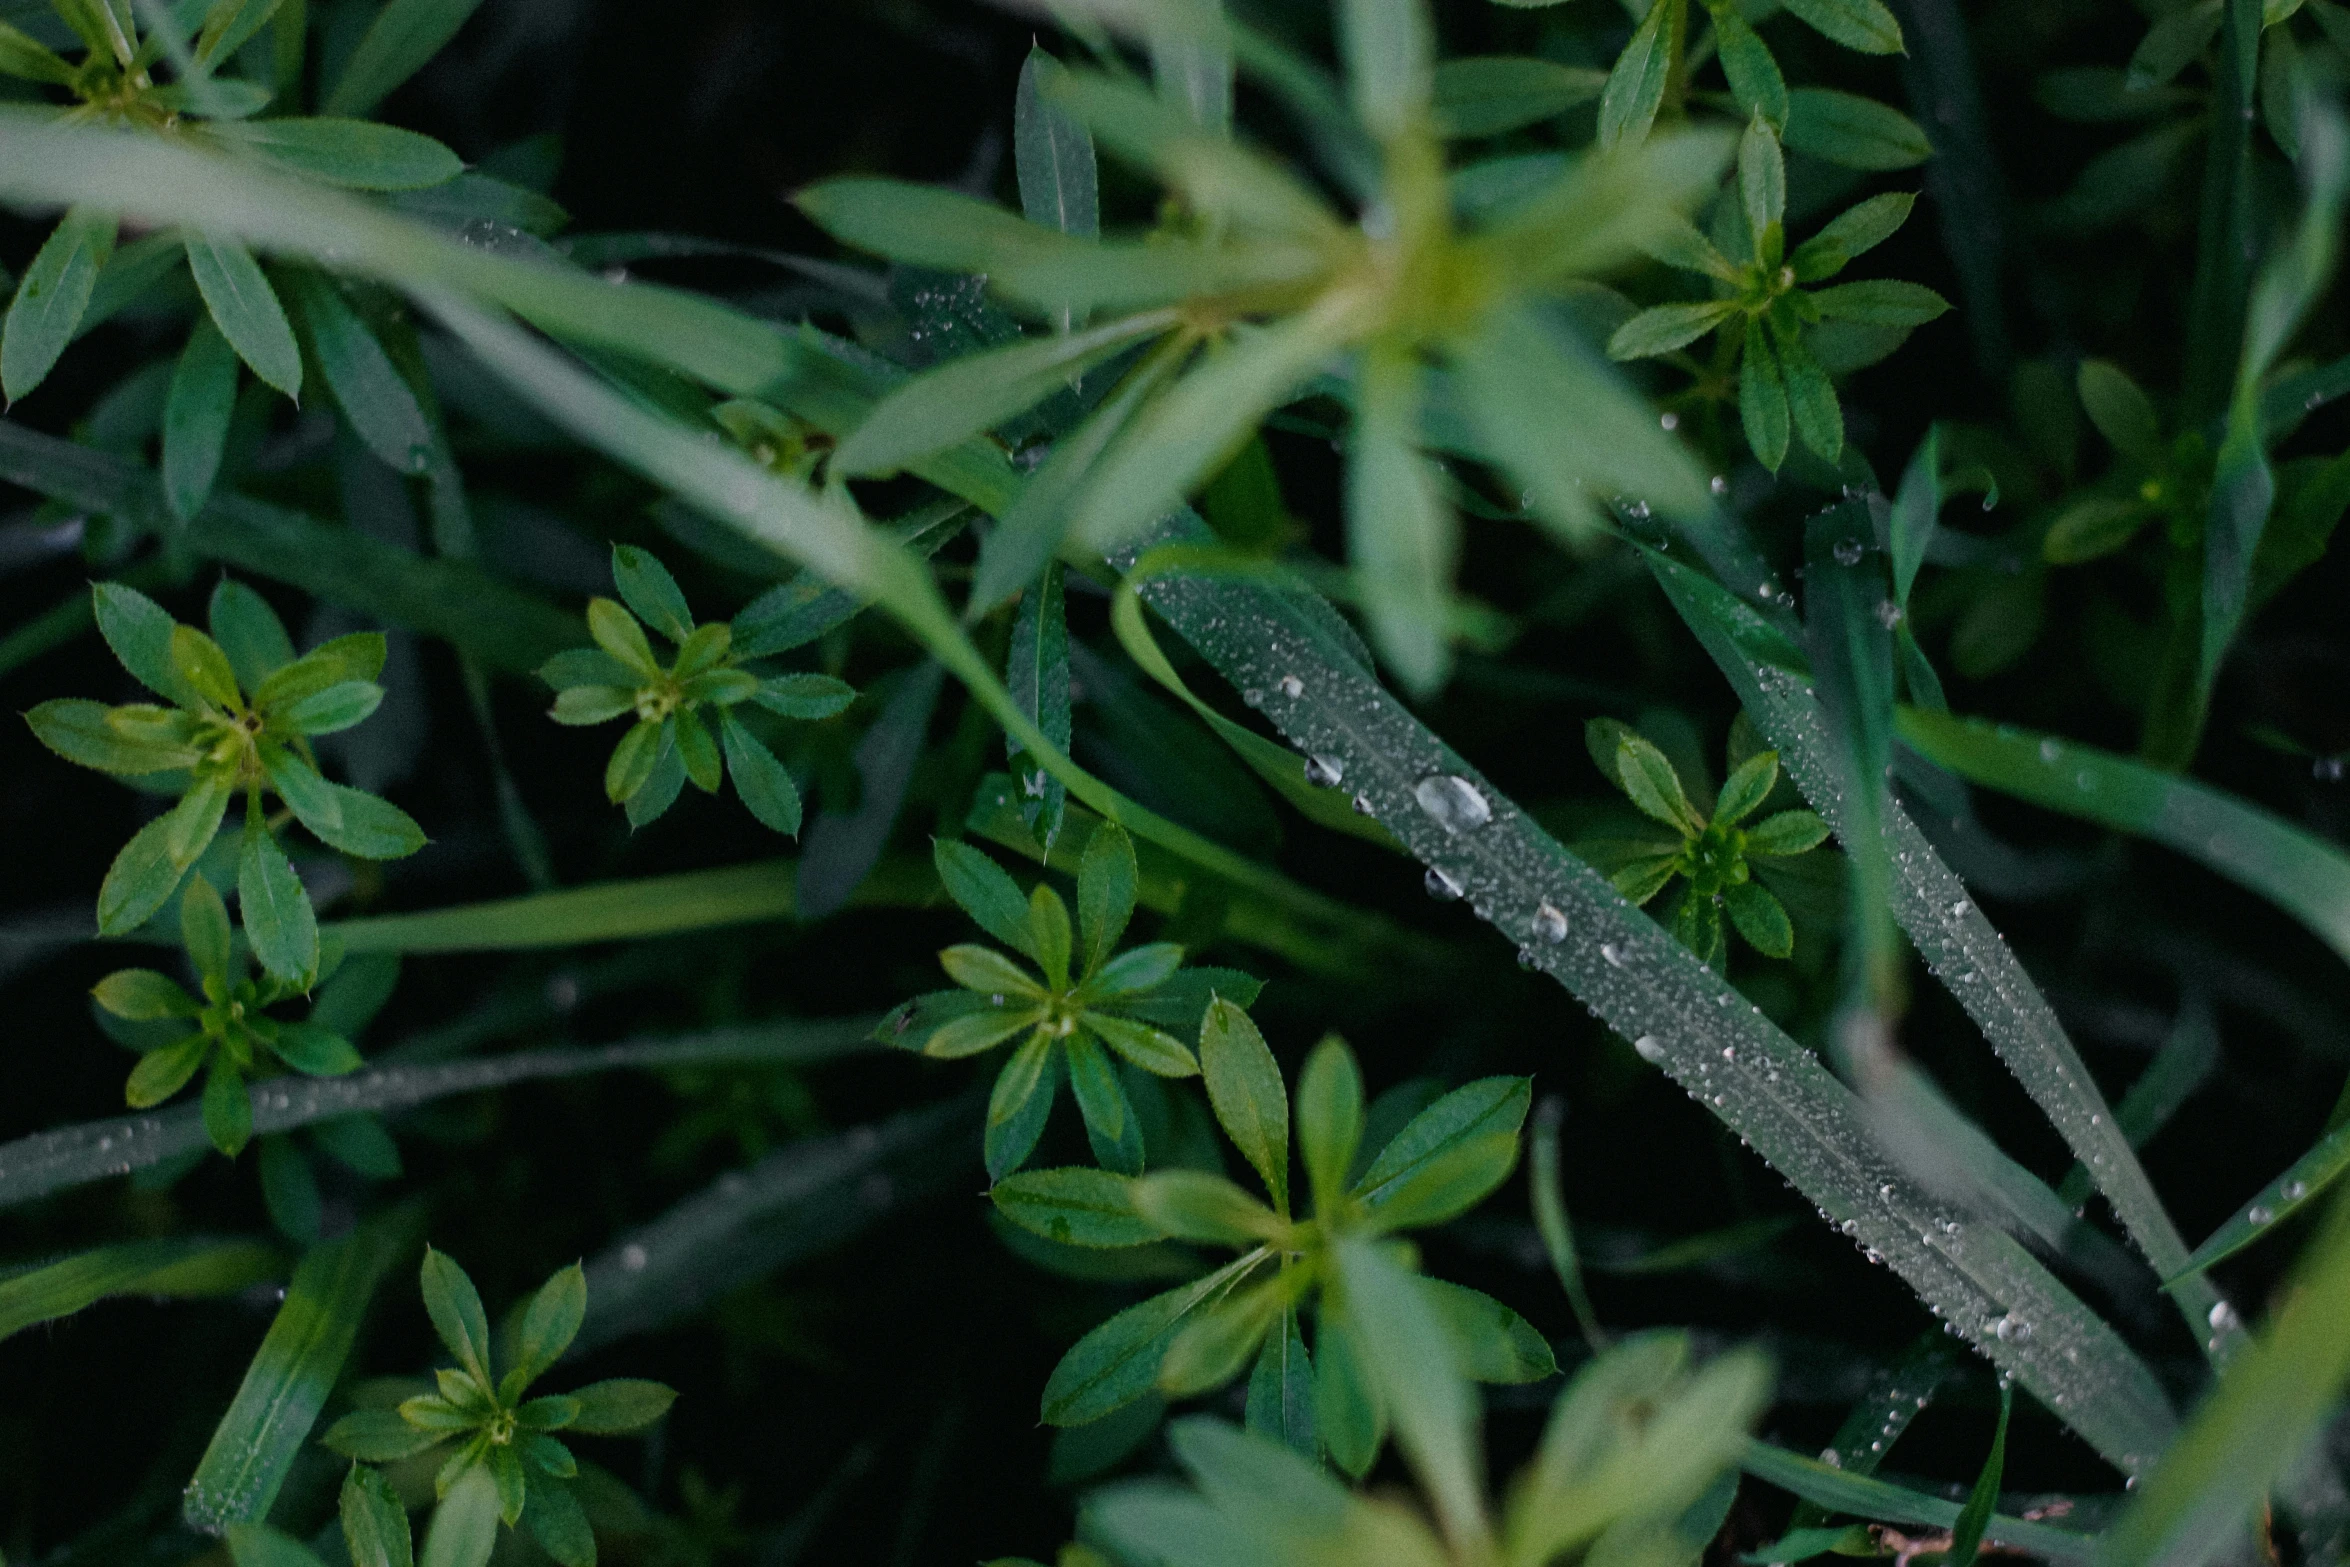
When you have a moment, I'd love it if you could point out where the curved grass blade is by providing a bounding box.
[0,1235,281,1341]
[1653,551,2228,1358]
[1102,518,2177,1474]
[181,1204,423,1534]
[1897,707,2350,969]
[2168,1119,2350,1284]
[572,1094,979,1352]
[0,1018,880,1211]
[2106,1194,2350,1567]
[1740,1441,2096,1563]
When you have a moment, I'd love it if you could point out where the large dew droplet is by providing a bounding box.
[1632,1035,1666,1063]
[1531,902,1569,944]
[1413,773,1492,834]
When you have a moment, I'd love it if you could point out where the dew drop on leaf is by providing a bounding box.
[1413,774,1492,833]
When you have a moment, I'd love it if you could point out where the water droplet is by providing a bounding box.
[1832,539,1866,567]
[1278,674,1304,699]
[1632,1035,1666,1063]
[2075,769,2095,790]
[2283,1180,2308,1201]
[1601,942,1628,968]
[1949,899,1969,918]
[1710,475,1730,496]
[2208,1301,2239,1332]
[620,1244,649,1271]
[2249,1204,2275,1225]
[2316,756,2346,782]
[1413,774,1492,833]
[2039,738,2062,763]
[1516,947,1539,969]
[1532,902,1569,944]
[1625,499,1651,521]
[1425,867,1465,901]
[1242,688,1264,707]
[1820,1449,1843,1469]
[1994,1314,2032,1343]
[1659,412,1680,431]
[1721,1046,1736,1062]
[1303,755,1343,788]
[1352,793,1377,815]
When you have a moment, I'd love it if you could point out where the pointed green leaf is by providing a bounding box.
[2,208,115,402]
[186,234,301,399]
[286,270,433,471]
[1199,997,1289,1212]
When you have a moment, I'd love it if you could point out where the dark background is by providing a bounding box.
[2,0,2348,1561]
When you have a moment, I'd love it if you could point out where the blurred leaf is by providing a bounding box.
[182,1207,420,1534]
[0,1235,280,1341]
[325,0,488,117]
[2,208,115,401]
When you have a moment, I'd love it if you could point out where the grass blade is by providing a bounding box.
[2106,1194,2350,1567]
[571,1095,979,1352]
[1104,517,2176,1474]
[1946,1381,2011,1567]
[181,1205,422,1533]
[0,1018,880,1211]
[1654,552,2228,1358]
[0,1236,281,1341]
[1896,707,2350,969]
[1740,1441,2096,1563]
[2169,1119,2350,1283]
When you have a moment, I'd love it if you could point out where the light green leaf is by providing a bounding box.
[1784,89,1932,170]
[796,177,1067,275]
[1739,114,1786,247]
[1199,997,1289,1212]
[994,1166,1162,1248]
[1599,0,1676,147]
[1040,1250,1268,1425]
[1349,342,1455,695]
[1431,56,1605,137]
[1296,1034,1364,1218]
[1808,280,1951,326]
[1789,192,1915,282]
[202,118,463,192]
[1071,297,1364,553]
[183,1210,417,1533]
[340,1463,415,1567]
[1418,1275,1556,1383]
[566,1376,676,1433]
[1607,300,1738,360]
[1332,1237,1486,1553]
[1713,5,1789,128]
[0,20,76,85]
[1131,1168,1285,1245]
[0,1235,279,1342]
[239,817,319,984]
[1780,0,1904,52]
[844,310,1174,480]
[418,1464,500,1567]
[226,1523,330,1567]
[2076,359,2164,464]
[719,712,802,837]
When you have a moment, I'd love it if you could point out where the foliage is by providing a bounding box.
[1,0,2348,1561]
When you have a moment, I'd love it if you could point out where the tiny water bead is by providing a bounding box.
[2039,737,2062,763]
[1600,942,1628,968]
[1413,773,1492,833]
[2208,1300,2240,1332]
[1302,755,1344,788]
[2249,1204,2275,1225]
[1710,475,1730,495]
[1351,793,1376,815]
[1632,1035,1666,1063]
[1424,867,1465,901]
[2283,1179,2308,1200]
[1831,538,1866,566]
[1277,674,1304,699]
[1531,901,1569,944]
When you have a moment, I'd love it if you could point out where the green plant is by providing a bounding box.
[91,870,361,1154]
[998,1015,1550,1474]
[3,0,2350,1560]
[320,1249,677,1567]
[543,544,855,833]
[887,821,1260,1176]
[1576,717,1829,965]
[28,579,422,980]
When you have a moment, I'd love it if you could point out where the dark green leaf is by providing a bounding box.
[186,234,301,399]
[286,270,433,472]
[164,314,239,521]
[1785,89,1932,170]
[1,208,115,402]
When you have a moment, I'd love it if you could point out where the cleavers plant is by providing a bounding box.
[1,0,2349,1561]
